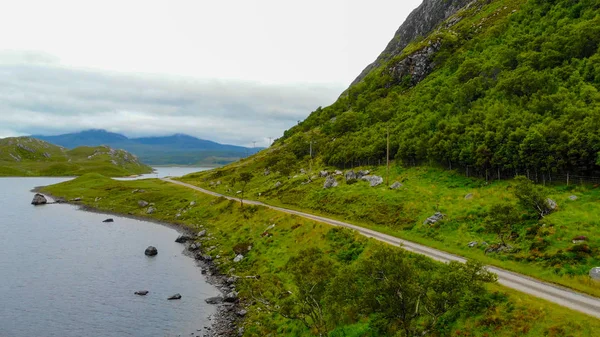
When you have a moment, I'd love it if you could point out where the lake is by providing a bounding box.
[116,166,211,180]
[0,175,220,337]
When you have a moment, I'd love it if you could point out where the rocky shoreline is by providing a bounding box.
[31,187,244,337]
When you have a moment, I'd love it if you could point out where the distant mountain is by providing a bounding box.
[0,136,152,177]
[33,129,262,166]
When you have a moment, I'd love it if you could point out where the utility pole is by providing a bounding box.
[252,141,257,149]
[268,137,273,146]
[386,125,390,186]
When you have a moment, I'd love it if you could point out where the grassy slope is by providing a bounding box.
[0,137,153,177]
[41,174,599,336]
[177,152,600,297]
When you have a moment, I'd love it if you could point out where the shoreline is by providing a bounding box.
[32,186,243,337]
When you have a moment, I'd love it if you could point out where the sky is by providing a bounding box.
[0,0,422,147]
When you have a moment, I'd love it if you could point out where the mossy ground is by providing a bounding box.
[41,174,600,336]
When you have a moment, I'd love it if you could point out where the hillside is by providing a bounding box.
[174,0,600,299]
[0,137,152,177]
[35,129,262,166]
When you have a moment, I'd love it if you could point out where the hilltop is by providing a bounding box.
[0,137,152,177]
[34,129,262,166]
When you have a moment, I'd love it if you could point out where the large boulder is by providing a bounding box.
[356,170,370,179]
[102,218,114,223]
[138,200,149,207]
[323,176,338,189]
[31,193,47,205]
[546,198,558,211]
[590,267,600,281]
[423,212,445,225]
[361,175,384,187]
[345,170,357,181]
[144,246,158,256]
[224,291,238,303]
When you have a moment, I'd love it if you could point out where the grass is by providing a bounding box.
[177,153,600,297]
[0,137,152,177]
[40,174,600,336]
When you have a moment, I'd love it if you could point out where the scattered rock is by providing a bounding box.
[102,218,114,223]
[189,242,201,251]
[357,170,370,179]
[205,296,223,304]
[190,201,196,206]
[71,197,82,202]
[233,254,244,263]
[345,170,357,181]
[197,230,207,237]
[175,234,194,243]
[226,276,238,285]
[569,195,578,201]
[144,246,158,256]
[361,175,383,187]
[464,193,473,200]
[138,200,149,207]
[423,212,445,225]
[31,193,47,205]
[224,291,238,303]
[274,181,282,188]
[323,175,338,189]
[134,290,149,296]
[390,181,403,190]
[264,168,270,176]
[590,267,600,281]
[167,293,182,300]
[146,207,155,214]
[300,168,306,174]
[236,309,248,317]
[546,198,558,210]
[334,170,343,175]
[468,241,478,248]
[319,170,328,177]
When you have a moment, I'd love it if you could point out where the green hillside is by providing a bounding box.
[175,0,600,298]
[0,137,153,177]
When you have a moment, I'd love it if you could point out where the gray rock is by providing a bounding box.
[197,230,207,237]
[134,290,149,296]
[274,181,282,188]
[361,175,383,187]
[138,200,149,207]
[323,175,338,189]
[102,218,114,223]
[300,168,306,174]
[264,168,270,176]
[31,193,47,205]
[236,309,248,317]
[205,296,223,304]
[569,195,578,201]
[224,291,238,303]
[146,207,155,214]
[233,254,244,263]
[423,212,445,225]
[319,170,328,177]
[334,170,343,175]
[175,234,194,243]
[190,201,196,206]
[167,293,182,300]
[465,193,473,200]
[590,267,600,281]
[468,241,478,248]
[71,197,82,202]
[546,198,558,210]
[216,180,221,185]
[188,242,201,251]
[390,181,403,190]
[345,170,357,181]
[356,170,370,179]
[144,246,158,256]
[226,276,238,285]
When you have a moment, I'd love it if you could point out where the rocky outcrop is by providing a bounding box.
[144,246,158,256]
[31,193,47,205]
[351,0,475,86]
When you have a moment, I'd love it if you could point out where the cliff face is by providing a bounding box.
[351,0,475,86]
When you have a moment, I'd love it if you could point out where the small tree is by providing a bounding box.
[235,172,253,208]
[485,202,520,245]
[513,176,552,219]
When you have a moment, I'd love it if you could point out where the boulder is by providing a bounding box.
[31,193,47,205]
[319,170,328,177]
[190,201,196,206]
[590,267,600,281]
[264,168,270,176]
[71,197,82,202]
[390,181,403,190]
[197,230,207,237]
[134,290,149,296]
[361,175,383,187]
[323,175,338,189]
[102,218,114,223]
[334,170,343,175]
[423,212,445,225]
[569,195,578,201]
[357,170,370,178]
[205,296,223,304]
[233,254,244,263]
[224,291,238,303]
[226,276,238,285]
[546,198,558,210]
[175,234,194,243]
[144,246,158,256]
[167,293,182,300]
[464,193,473,200]
[274,181,282,188]
[138,200,149,207]
[146,207,155,214]
[345,170,357,181]
[468,241,478,248]
[236,309,248,317]
[188,242,201,251]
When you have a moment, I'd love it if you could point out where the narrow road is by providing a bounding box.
[163,178,600,319]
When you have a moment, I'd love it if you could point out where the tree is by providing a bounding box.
[234,172,253,208]
[513,176,553,219]
[484,202,520,246]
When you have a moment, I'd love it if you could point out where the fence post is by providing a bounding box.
[567,172,569,186]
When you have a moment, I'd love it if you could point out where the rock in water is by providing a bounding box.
[224,291,238,303]
[167,293,182,300]
[144,246,158,256]
[134,290,149,296]
[205,296,223,304]
[31,193,47,205]
[102,218,114,223]
[175,234,193,243]
[590,267,600,281]
[390,181,403,190]
[323,176,338,189]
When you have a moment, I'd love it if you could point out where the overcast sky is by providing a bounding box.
[0,0,422,146]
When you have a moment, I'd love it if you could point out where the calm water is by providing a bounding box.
[116,167,211,180]
[0,177,220,337]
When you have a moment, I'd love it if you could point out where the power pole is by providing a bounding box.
[252,141,257,149]
[386,125,390,186]
[268,137,273,146]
